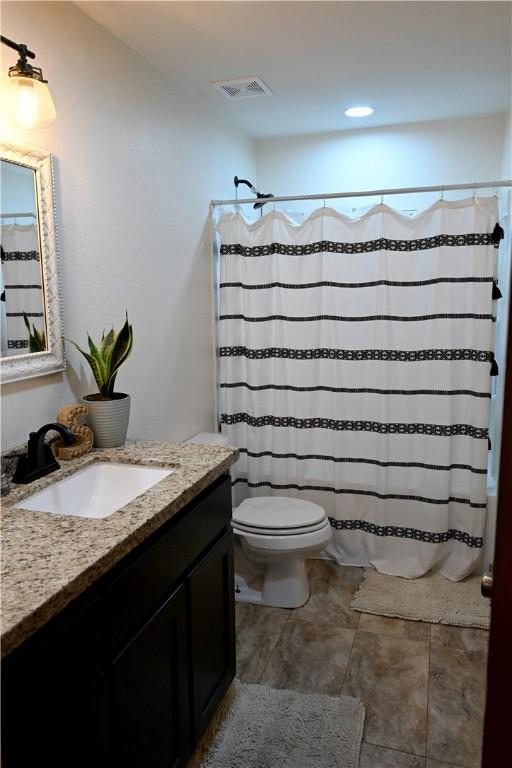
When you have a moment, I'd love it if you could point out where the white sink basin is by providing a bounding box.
[16,462,174,519]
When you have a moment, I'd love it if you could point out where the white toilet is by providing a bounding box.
[185,432,332,608]
[232,495,332,608]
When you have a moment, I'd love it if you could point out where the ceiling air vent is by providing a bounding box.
[212,77,272,100]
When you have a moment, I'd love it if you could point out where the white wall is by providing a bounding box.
[502,108,512,179]
[0,1,255,449]
[254,114,508,216]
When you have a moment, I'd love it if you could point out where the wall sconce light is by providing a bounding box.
[1,35,56,129]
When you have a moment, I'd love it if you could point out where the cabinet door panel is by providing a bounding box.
[189,529,235,741]
[2,597,109,768]
[112,584,189,768]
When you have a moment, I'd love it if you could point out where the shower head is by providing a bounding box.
[234,176,274,210]
[234,176,258,195]
[253,193,274,209]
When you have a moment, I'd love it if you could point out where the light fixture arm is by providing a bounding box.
[1,35,47,83]
[1,35,36,60]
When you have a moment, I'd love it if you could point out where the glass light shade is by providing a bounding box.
[3,75,56,129]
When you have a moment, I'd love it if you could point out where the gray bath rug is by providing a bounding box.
[351,568,490,629]
[188,680,365,768]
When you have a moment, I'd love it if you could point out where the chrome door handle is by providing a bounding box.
[481,564,493,598]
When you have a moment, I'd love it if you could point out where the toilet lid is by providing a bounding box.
[232,496,327,530]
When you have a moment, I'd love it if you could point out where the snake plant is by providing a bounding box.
[23,313,46,353]
[67,313,133,399]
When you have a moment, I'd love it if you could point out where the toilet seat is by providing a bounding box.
[233,496,327,532]
[232,519,329,536]
[232,496,331,554]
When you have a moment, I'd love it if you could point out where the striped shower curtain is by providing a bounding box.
[1,222,44,352]
[216,198,501,580]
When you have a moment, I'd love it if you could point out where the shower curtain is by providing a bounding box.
[0,222,43,352]
[216,198,501,580]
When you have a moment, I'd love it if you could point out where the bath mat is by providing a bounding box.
[351,568,490,629]
[188,680,365,768]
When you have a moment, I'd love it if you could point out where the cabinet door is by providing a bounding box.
[111,584,189,768]
[1,597,109,768]
[188,529,235,741]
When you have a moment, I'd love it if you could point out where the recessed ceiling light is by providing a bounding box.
[344,106,374,118]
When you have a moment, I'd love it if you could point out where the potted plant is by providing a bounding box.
[23,313,46,352]
[67,314,134,448]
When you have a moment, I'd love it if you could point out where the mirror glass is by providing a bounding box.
[1,159,47,357]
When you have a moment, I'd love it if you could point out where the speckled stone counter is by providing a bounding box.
[1,440,239,658]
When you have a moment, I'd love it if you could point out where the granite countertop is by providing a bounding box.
[0,440,239,658]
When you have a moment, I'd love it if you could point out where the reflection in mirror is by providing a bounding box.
[1,160,47,356]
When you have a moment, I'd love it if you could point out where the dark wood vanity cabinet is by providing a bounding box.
[1,475,235,768]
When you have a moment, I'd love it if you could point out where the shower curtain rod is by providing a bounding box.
[0,212,36,218]
[210,179,512,207]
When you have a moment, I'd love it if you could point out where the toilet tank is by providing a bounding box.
[184,432,231,446]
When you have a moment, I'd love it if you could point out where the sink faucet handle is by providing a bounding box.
[13,423,76,485]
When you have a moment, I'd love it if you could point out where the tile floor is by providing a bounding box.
[235,560,489,768]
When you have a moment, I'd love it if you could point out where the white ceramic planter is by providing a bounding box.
[82,393,131,448]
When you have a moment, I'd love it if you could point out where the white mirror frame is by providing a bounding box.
[0,140,65,383]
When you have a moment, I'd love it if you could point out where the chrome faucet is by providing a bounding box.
[12,423,76,484]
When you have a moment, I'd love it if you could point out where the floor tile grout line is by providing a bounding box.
[256,612,293,683]
[334,569,364,695]
[235,604,293,684]
[361,738,429,761]
[425,622,432,760]
[338,616,359,696]
[288,616,359,629]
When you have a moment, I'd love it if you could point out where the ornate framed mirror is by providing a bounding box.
[0,140,65,382]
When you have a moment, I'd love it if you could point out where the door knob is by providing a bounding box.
[481,564,493,598]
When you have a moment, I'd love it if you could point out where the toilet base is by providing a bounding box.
[234,558,310,609]
[234,574,263,605]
